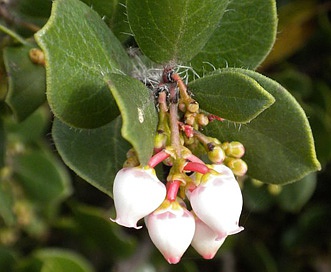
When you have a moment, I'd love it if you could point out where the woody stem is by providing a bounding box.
[169,85,181,157]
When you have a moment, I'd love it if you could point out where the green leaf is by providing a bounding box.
[0,181,16,226]
[13,151,72,213]
[35,0,132,128]
[0,247,16,272]
[191,0,277,71]
[80,0,131,43]
[0,119,4,168]
[242,180,275,212]
[127,0,229,63]
[206,68,321,184]
[34,249,94,272]
[105,73,157,165]
[188,70,275,123]
[52,117,130,197]
[71,203,136,259]
[3,44,46,121]
[276,173,317,212]
[5,106,50,144]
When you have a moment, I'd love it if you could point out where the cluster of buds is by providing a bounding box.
[111,66,248,264]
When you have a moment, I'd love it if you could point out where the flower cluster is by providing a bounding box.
[111,66,247,264]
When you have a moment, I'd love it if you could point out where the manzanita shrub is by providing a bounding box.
[0,0,324,270]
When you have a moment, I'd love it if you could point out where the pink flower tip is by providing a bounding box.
[203,253,217,260]
[167,256,181,264]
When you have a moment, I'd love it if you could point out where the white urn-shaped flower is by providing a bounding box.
[190,164,244,240]
[145,200,195,264]
[111,166,166,229]
[191,215,226,259]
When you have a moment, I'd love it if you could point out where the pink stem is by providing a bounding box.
[166,180,181,201]
[186,154,205,164]
[148,150,170,168]
[184,162,209,174]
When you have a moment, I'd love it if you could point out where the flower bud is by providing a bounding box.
[191,215,226,259]
[145,200,195,264]
[187,100,199,113]
[111,167,166,229]
[223,141,245,158]
[207,145,225,164]
[225,158,248,176]
[197,113,209,127]
[190,164,243,239]
[268,184,282,195]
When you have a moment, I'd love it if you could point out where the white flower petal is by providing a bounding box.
[190,165,243,238]
[146,203,195,264]
[111,167,166,229]
[191,216,226,259]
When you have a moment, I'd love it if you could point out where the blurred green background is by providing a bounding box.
[1,0,331,271]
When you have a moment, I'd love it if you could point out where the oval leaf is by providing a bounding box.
[35,0,132,128]
[206,68,321,184]
[191,0,277,71]
[13,151,72,206]
[105,73,158,165]
[80,0,131,43]
[52,117,131,197]
[188,70,275,123]
[71,204,136,259]
[3,44,46,122]
[34,249,94,272]
[276,173,317,213]
[127,0,229,63]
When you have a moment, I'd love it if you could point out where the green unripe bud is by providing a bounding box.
[197,113,209,127]
[123,157,140,168]
[222,141,245,158]
[207,145,225,164]
[225,158,248,176]
[187,100,199,113]
[268,184,282,195]
[251,179,264,187]
[185,112,196,126]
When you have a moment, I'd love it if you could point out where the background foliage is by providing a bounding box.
[0,0,330,271]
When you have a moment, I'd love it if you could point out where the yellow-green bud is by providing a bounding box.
[185,112,196,126]
[268,184,282,195]
[197,113,209,127]
[187,100,199,113]
[223,141,245,158]
[225,158,248,176]
[123,157,140,168]
[207,145,225,164]
[251,179,264,187]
